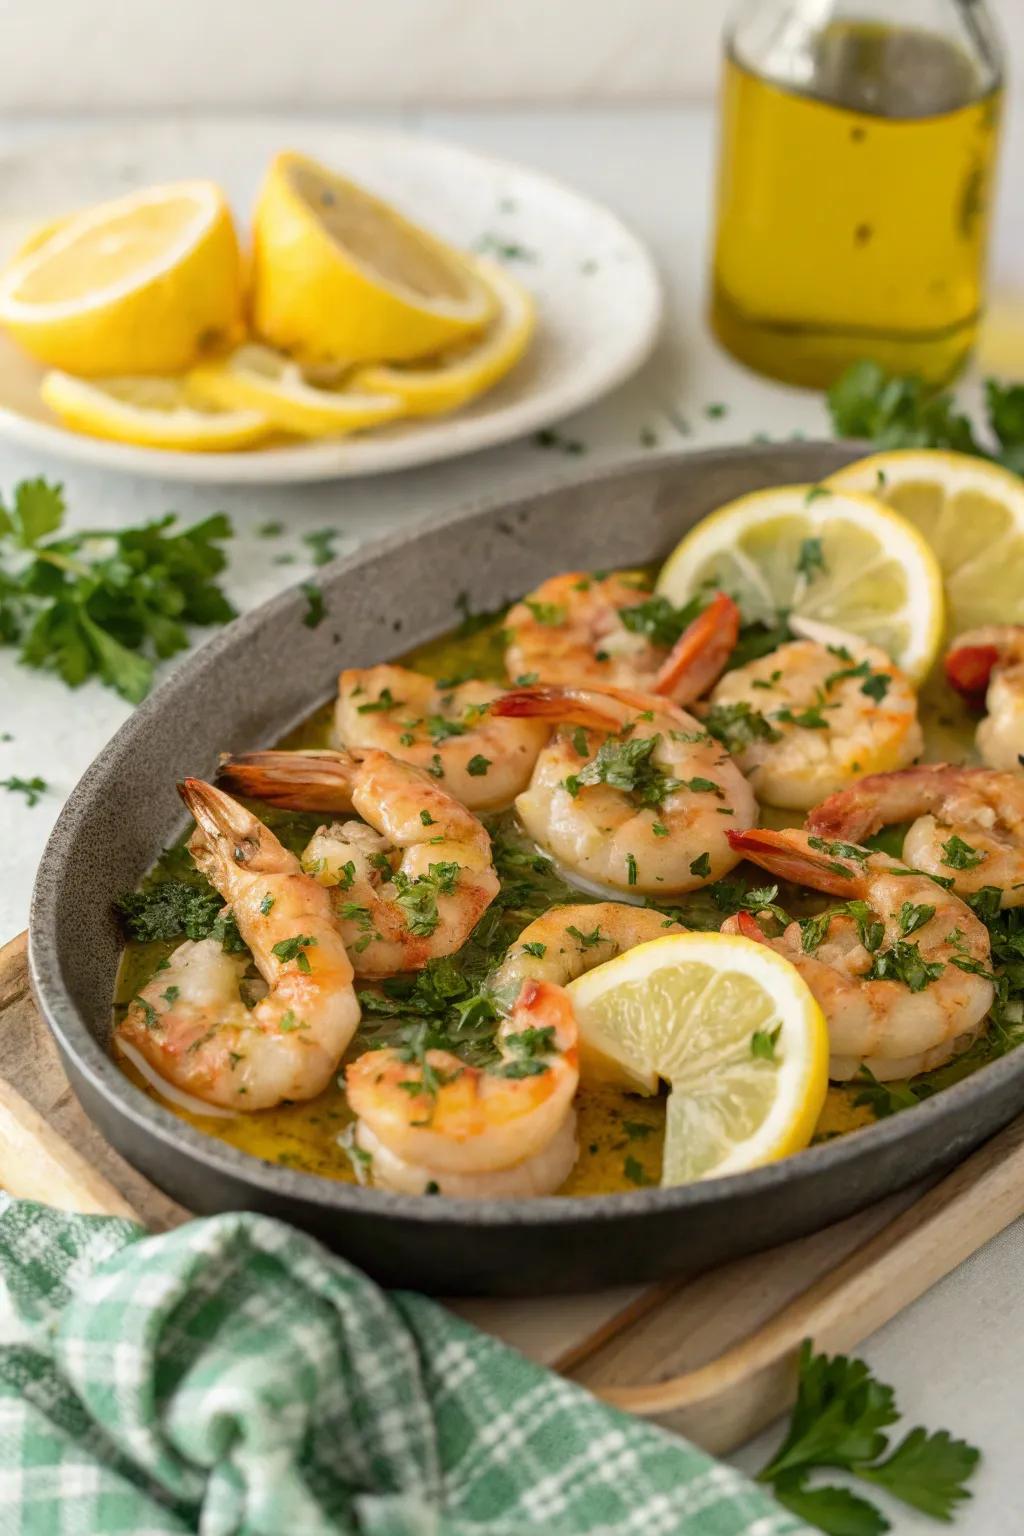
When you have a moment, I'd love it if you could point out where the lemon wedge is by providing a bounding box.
[657,484,944,682]
[567,932,828,1184]
[350,258,534,416]
[0,182,243,376]
[189,343,404,438]
[40,372,271,452]
[827,449,1024,635]
[252,151,494,368]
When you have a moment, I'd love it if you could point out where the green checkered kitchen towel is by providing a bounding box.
[0,1195,813,1536]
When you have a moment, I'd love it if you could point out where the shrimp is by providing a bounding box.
[336,663,549,811]
[490,901,684,1000]
[492,684,757,896]
[723,827,994,1080]
[945,626,1024,772]
[703,628,923,811]
[807,764,1024,909]
[346,978,579,1198]
[116,780,359,1111]
[217,747,499,978]
[504,570,740,704]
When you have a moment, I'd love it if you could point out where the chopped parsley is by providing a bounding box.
[466,754,491,776]
[796,537,826,579]
[568,733,683,808]
[522,941,547,958]
[115,880,244,952]
[1,774,47,806]
[623,1155,652,1186]
[751,1025,781,1060]
[865,939,944,992]
[704,702,781,754]
[524,598,566,626]
[301,582,325,628]
[566,924,603,950]
[689,851,712,879]
[626,852,638,886]
[941,835,986,871]
[393,862,461,937]
[271,933,319,973]
[617,593,702,649]
[774,703,831,730]
[357,687,401,714]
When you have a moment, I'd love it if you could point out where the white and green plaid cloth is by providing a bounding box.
[0,1195,812,1535]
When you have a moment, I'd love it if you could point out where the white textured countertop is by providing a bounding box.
[2,105,1023,1533]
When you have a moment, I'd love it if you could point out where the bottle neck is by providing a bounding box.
[729,1,1003,115]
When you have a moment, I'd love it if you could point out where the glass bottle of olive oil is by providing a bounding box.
[710,0,1004,388]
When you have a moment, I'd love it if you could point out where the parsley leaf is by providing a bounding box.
[115,879,245,953]
[941,834,986,871]
[617,593,702,649]
[574,733,683,807]
[393,862,461,937]
[1,774,47,806]
[705,701,781,753]
[865,939,944,992]
[759,1341,979,1533]
[301,582,325,629]
[797,537,827,579]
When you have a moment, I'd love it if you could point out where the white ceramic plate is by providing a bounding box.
[0,118,662,484]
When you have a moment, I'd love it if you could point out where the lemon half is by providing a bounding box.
[351,258,535,416]
[40,372,271,452]
[252,151,494,368]
[189,344,404,438]
[0,182,243,376]
[567,932,828,1185]
[827,449,1024,635]
[657,484,944,682]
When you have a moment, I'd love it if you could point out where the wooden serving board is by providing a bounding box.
[5,929,1024,1455]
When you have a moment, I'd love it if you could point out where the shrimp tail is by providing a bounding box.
[727,826,868,896]
[493,683,670,731]
[216,749,359,812]
[807,763,964,843]
[945,643,1000,706]
[733,909,770,944]
[655,591,739,705]
[506,979,578,1064]
[179,778,296,876]
[491,686,624,731]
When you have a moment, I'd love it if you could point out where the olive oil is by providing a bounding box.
[711,22,1003,388]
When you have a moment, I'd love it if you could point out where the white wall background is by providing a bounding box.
[0,0,1008,113]
[2,0,1021,113]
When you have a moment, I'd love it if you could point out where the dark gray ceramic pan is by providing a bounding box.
[29,443,1024,1296]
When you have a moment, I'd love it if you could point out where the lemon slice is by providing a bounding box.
[567,932,828,1184]
[40,372,271,452]
[0,181,243,376]
[350,258,534,416]
[657,484,944,682]
[252,151,495,368]
[189,344,404,439]
[827,449,1024,634]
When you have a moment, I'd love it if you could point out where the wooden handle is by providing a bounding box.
[0,1076,141,1220]
[0,931,141,1220]
[599,1111,1024,1451]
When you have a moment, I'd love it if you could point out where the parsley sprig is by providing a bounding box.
[759,1341,979,1534]
[828,360,1024,474]
[0,479,235,702]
